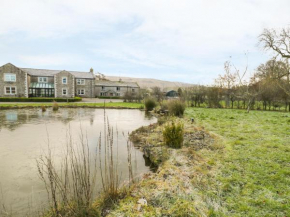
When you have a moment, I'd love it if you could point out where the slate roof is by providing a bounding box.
[95,80,139,88]
[21,68,94,79]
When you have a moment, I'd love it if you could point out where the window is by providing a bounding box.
[38,77,47,83]
[77,79,85,85]
[62,77,67,84]
[132,88,135,92]
[101,86,105,90]
[77,89,85,95]
[62,88,67,95]
[5,86,16,95]
[116,87,120,91]
[100,92,105,96]
[4,74,16,82]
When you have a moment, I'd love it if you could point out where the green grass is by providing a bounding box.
[0,102,144,109]
[185,108,290,216]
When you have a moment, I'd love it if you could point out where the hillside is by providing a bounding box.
[105,75,194,90]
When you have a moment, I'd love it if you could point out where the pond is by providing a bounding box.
[0,108,156,216]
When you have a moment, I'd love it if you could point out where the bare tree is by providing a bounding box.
[215,61,238,108]
[260,28,290,58]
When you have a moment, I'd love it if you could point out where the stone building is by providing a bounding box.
[0,63,140,99]
[95,80,140,97]
[0,63,95,98]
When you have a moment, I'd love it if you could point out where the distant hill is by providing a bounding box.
[105,75,194,90]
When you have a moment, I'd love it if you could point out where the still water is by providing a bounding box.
[0,108,156,215]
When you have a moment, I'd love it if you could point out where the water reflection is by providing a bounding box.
[0,108,98,131]
[0,108,156,216]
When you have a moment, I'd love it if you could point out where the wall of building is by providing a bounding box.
[30,76,54,83]
[75,79,95,98]
[0,63,28,98]
[55,71,75,98]
[95,85,140,97]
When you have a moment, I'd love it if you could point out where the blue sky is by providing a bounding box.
[1,0,290,84]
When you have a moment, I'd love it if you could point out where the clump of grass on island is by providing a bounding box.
[163,121,184,148]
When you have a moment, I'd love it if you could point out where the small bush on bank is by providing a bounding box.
[167,100,186,116]
[52,101,59,111]
[0,97,82,102]
[163,121,184,148]
[41,105,46,112]
[145,98,157,111]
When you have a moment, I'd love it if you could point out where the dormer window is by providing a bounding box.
[4,74,16,82]
[38,77,47,83]
[62,77,67,84]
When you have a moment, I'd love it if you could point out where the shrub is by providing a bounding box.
[163,121,184,148]
[167,100,186,116]
[160,101,168,111]
[145,98,157,111]
[41,105,46,112]
[52,101,59,111]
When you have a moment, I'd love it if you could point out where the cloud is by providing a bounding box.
[18,53,85,68]
[1,0,290,83]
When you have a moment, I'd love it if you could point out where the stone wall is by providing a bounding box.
[30,76,54,83]
[0,63,28,98]
[75,79,95,98]
[55,71,75,98]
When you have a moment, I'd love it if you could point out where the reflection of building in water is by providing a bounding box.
[5,112,18,121]
[0,108,96,131]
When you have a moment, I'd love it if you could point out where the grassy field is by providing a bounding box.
[0,102,144,109]
[185,108,290,216]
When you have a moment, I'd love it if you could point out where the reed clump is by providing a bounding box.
[36,109,134,216]
[52,101,59,111]
[167,99,186,117]
[41,105,46,112]
[163,121,184,148]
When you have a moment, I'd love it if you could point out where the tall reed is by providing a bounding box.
[36,109,134,216]
[36,127,98,216]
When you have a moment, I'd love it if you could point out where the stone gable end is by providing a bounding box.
[55,71,74,98]
[0,63,28,98]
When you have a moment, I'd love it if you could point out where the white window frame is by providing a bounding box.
[62,88,67,95]
[4,73,16,82]
[4,86,17,95]
[77,79,85,85]
[77,89,85,95]
[62,77,67,84]
[38,77,48,83]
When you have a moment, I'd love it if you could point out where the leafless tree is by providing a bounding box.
[260,28,290,58]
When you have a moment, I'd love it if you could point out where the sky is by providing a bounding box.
[0,0,290,84]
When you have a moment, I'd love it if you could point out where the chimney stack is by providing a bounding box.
[90,68,94,73]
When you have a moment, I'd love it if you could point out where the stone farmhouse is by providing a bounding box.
[95,80,139,97]
[0,63,139,98]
